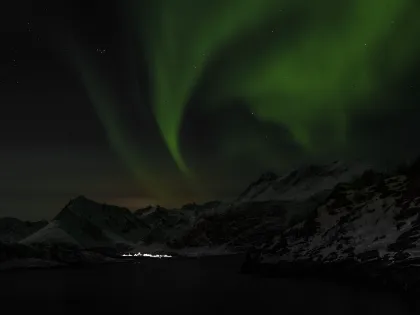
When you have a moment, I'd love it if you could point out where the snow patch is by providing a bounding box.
[20,221,81,247]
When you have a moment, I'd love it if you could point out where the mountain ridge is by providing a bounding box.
[0,161,392,257]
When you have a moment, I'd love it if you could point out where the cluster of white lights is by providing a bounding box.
[122,252,172,258]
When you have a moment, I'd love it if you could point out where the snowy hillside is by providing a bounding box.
[134,205,195,245]
[255,162,420,276]
[21,196,149,248]
[237,161,367,203]
[21,220,82,247]
[0,218,47,243]
[180,162,367,251]
[135,205,160,218]
[3,161,382,258]
[18,197,208,250]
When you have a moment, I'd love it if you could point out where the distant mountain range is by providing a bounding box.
[1,161,368,253]
[7,158,420,284]
[19,196,196,250]
[179,161,368,251]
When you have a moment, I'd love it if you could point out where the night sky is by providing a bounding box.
[1,0,420,220]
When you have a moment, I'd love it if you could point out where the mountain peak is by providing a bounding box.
[71,195,89,203]
[259,172,278,182]
[134,205,166,216]
[237,172,278,201]
[236,161,368,203]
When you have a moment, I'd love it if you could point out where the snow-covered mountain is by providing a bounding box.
[134,205,195,245]
[245,161,420,289]
[17,197,212,250]
[5,158,420,287]
[2,160,400,261]
[180,162,367,251]
[21,196,150,248]
[2,161,369,255]
[0,218,47,243]
[237,161,368,203]
[134,205,161,218]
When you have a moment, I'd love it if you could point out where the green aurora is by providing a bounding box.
[68,0,420,202]
[127,0,420,170]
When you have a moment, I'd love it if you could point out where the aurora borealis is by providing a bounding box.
[75,0,420,197]
[128,0,420,169]
[1,0,420,218]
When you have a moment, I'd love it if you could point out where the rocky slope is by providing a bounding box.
[236,161,367,203]
[17,196,205,250]
[179,161,367,251]
[1,161,366,253]
[244,161,420,292]
[134,205,195,245]
[2,161,400,262]
[0,218,47,243]
[21,196,150,248]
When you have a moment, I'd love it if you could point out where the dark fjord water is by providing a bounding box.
[0,255,412,314]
